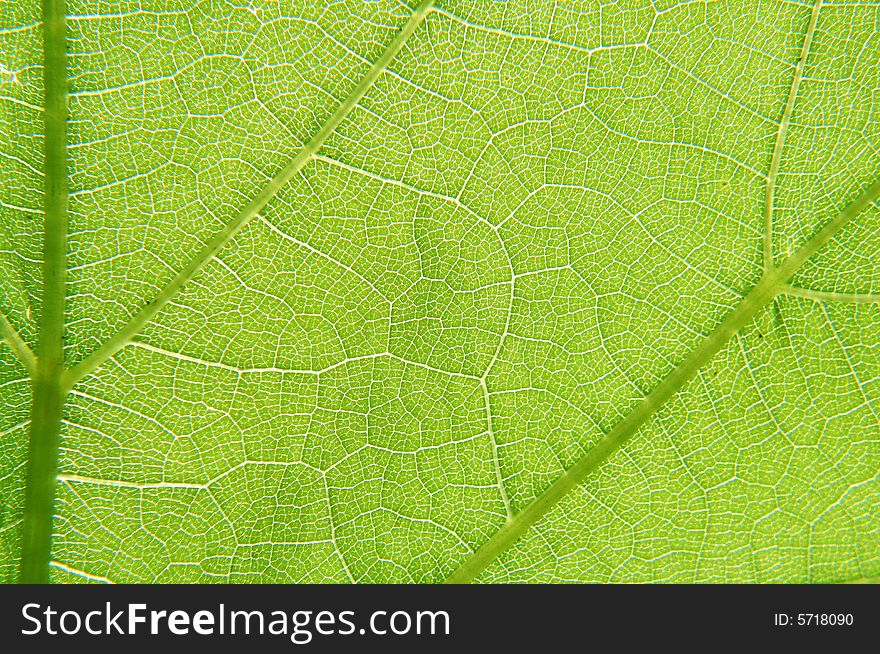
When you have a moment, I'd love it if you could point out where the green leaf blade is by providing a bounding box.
[1,0,878,584]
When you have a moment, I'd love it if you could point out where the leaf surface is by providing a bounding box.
[0,0,878,583]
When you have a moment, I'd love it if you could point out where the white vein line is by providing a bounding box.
[58,474,207,490]
[126,340,482,381]
[0,419,30,439]
[49,561,115,584]
[432,6,643,57]
[312,153,500,232]
[256,214,391,304]
[68,389,179,440]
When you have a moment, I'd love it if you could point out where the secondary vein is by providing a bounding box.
[763,0,822,270]
[62,0,436,390]
[19,0,68,584]
[446,179,880,584]
[0,309,37,377]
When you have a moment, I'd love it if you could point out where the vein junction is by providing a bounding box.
[446,179,880,583]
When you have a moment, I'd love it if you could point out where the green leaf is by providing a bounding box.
[1,0,878,583]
